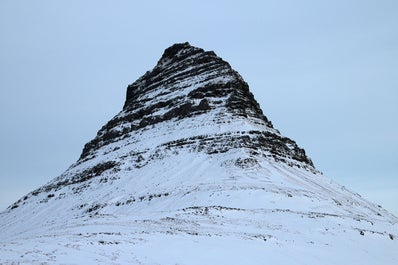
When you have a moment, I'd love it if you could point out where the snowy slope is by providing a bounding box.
[0,42,397,264]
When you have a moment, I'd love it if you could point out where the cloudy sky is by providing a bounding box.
[0,1,397,215]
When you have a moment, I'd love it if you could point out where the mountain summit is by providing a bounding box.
[0,42,397,264]
[79,42,313,170]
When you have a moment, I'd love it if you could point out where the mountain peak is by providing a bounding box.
[81,43,314,169]
[156,42,219,66]
[2,43,396,265]
[158,42,196,61]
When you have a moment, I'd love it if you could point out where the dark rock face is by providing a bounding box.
[79,42,314,170]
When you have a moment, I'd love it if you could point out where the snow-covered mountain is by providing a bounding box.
[0,42,396,264]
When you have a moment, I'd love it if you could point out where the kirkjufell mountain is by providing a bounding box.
[1,42,396,264]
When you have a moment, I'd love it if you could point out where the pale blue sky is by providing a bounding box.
[0,1,397,215]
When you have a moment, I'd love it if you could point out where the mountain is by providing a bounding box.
[0,42,397,265]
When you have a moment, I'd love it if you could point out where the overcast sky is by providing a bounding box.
[0,1,397,215]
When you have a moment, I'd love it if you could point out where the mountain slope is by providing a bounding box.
[0,42,397,265]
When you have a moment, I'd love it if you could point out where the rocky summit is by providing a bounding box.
[0,42,397,265]
[80,42,313,169]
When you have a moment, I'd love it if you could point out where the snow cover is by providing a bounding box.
[1,152,397,264]
[0,43,397,264]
